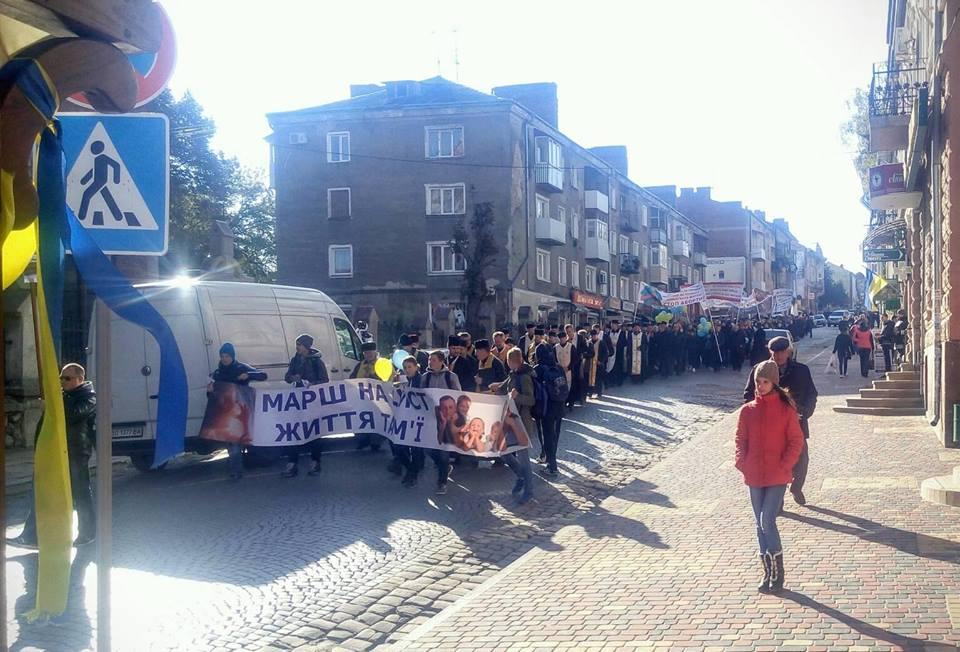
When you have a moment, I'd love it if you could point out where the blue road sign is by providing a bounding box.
[60,113,169,256]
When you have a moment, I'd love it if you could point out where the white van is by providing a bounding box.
[90,280,365,471]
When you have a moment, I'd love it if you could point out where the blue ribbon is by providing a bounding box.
[6,57,188,467]
[63,207,188,466]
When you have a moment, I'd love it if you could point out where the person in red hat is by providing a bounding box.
[735,359,804,594]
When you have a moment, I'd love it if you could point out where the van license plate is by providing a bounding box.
[112,425,144,440]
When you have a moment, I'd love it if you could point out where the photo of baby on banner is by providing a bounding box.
[199,381,256,444]
[200,379,531,457]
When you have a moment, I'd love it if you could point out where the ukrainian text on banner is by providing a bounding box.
[200,380,532,457]
[771,288,794,313]
[703,281,745,303]
[659,282,707,308]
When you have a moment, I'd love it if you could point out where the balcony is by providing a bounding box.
[692,251,707,267]
[868,162,922,210]
[585,235,610,263]
[620,254,641,275]
[751,248,768,261]
[649,229,668,246]
[534,162,563,193]
[584,190,609,214]
[671,240,690,258]
[535,215,566,245]
[620,210,640,232]
[645,266,668,285]
[869,61,928,152]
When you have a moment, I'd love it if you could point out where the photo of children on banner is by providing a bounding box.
[199,381,256,444]
[435,392,531,456]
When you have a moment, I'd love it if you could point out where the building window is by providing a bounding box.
[631,240,640,257]
[609,228,618,250]
[642,244,649,267]
[620,277,630,299]
[328,245,353,277]
[570,166,579,189]
[633,281,640,301]
[585,265,596,292]
[572,212,580,238]
[426,184,466,215]
[536,195,550,220]
[719,270,726,280]
[326,131,350,163]
[425,126,464,158]
[649,207,664,230]
[619,235,630,255]
[651,245,661,267]
[328,188,351,219]
[535,136,564,168]
[558,256,567,286]
[571,260,580,288]
[557,205,566,225]
[641,205,649,227]
[610,274,618,298]
[427,241,466,275]
[536,249,551,282]
[586,218,608,241]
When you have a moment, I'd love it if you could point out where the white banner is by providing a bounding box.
[660,282,707,308]
[201,380,532,457]
[772,288,794,314]
[703,281,745,303]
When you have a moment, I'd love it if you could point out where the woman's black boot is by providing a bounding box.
[758,553,772,593]
[769,551,785,593]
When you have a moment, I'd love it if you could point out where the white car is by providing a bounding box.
[827,310,850,326]
[813,314,827,328]
[763,328,798,360]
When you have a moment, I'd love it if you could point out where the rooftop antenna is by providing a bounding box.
[453,28,460,81]
[431,30,441,75]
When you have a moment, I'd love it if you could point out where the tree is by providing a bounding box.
[840,87,881,198]
[818,267,849,310]
[450,202,498,335]
[145,90,276,281]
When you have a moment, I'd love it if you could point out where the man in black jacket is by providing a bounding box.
[743,336,818,506]
[448,335,479,392]
[282,334,329,478]
[9,363,98,548]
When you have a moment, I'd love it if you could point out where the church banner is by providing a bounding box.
[703,281,745,303]
[200,380,532,457]
[772,288,794,314]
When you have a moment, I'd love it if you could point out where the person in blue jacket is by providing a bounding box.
[207,342,267,480]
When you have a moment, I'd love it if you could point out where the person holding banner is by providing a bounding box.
[279,334,330,478]
[422,351,462,495]
[492,347,536,503]
[395,356,427,487]
[208,343,268,481]
[474,339,507,392]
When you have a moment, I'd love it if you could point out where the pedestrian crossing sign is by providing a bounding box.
[59,113,169,255]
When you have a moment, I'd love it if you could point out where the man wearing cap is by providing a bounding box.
[742,335,818,506]
[397,334,427,373]
[448,335,479,392]
[518,322,537,360]
[474,339,507,392]
[281,334,330,477]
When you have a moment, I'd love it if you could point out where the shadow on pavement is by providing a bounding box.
[8,546,95,652]
[783,505,960,563]
[780,589,959,651]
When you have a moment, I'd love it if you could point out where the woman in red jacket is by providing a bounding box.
[735,359,805,593]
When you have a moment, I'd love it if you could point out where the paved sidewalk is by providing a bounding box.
[394,367,960,651]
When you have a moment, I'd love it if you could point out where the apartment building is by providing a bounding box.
[864,0,960,445]
[267,77,706,346]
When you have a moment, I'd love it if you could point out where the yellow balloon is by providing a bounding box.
[374,357,393,381]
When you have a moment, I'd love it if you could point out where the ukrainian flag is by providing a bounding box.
[865,269,890,309]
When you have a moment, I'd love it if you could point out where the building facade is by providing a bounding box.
[268,77,706,347]
[865,0,960,446]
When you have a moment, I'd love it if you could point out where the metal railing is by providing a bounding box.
[870,60,928,118]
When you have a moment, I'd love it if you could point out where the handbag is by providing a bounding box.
[824,353,839,375]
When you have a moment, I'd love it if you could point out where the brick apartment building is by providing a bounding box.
[267,77,706,346]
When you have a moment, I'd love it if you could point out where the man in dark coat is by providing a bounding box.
[399,333,429,372]
[742,336,818,506]
[448,335,479,392]
[658,324,675,378]
[607,320,629,386]
[10,363,98,548]
[282,334,330,478]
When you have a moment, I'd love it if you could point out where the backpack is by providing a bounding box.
[531,374,550,419]
[533,364,569,418]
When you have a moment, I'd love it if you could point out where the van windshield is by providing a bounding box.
[334,317,361,361]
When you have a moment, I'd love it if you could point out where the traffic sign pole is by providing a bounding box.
[95,298,113,651]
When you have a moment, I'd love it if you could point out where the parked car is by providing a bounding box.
[89,280,365,472]
[813,314,827,328]
[827,310,851,326]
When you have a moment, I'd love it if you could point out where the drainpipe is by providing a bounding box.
[746,213,753,293]
[508,118,532,325]
[930,7,943,427]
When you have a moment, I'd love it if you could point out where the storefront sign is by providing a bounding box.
[571,290,604,310]
[607,297,622,311]
[622,300,636,314]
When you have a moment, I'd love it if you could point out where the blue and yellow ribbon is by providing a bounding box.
[0,56,188,618]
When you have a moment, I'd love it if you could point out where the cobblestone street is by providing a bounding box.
[3,327,786,651]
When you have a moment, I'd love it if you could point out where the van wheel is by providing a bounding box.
[130,454,167,473]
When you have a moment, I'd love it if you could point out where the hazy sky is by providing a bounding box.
[161,0,886,270]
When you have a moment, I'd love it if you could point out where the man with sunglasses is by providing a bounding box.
[8,363,98,549]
